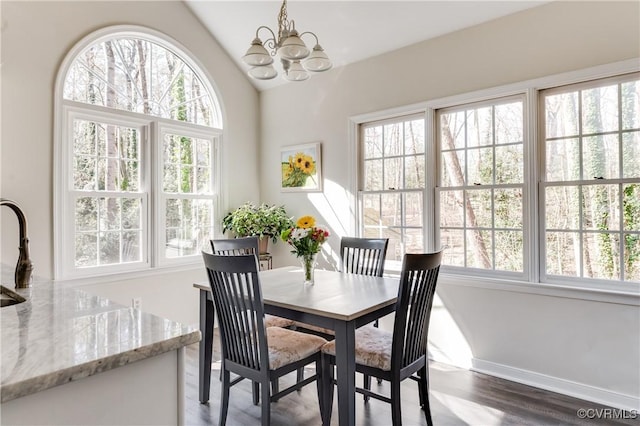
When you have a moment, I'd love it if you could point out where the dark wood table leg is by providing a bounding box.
[199,289,214,403]
[334,320,356,426]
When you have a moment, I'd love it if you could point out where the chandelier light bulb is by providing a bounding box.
[284,60,309,81]
[303,44,332,72]
[278,29,310,61]
[242,38,273,66]
[248,64,278,80]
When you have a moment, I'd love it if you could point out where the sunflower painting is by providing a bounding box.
[280,142,322,192]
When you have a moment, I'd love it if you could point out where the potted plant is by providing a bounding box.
[222,202,294,254]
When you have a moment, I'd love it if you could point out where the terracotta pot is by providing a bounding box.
[258,237,269,254]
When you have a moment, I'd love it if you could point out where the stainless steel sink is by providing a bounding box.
[0,285,26,308]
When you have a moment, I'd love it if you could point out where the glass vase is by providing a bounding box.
[300,253,318,285]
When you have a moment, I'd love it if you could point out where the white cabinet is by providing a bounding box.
[1,349,184,425]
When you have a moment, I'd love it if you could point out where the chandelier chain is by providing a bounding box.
[277,0,289,44]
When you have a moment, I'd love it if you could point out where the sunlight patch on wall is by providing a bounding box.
[307,178,353,269]
[430,293,474,369]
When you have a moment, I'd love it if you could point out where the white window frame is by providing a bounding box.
[350,106,433,274]
[539,73,640,291]
[435,94,530,281]
[155,122,220,267]
[54,25,224,281]
[350,59,639,303]
[358,113,428,270]
[57,104,152,279]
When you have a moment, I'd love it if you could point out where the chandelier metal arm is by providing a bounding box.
[255,25,278,56]
[299,31,320,46]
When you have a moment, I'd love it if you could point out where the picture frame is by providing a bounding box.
[280,142,323,192]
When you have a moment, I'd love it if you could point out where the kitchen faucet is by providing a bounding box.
[0,199,33,288]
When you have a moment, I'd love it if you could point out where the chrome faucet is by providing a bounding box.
[1,199,33,288]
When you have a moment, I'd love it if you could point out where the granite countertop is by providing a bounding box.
[0,278,200,403]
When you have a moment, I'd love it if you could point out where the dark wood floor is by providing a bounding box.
[184,343,637,425]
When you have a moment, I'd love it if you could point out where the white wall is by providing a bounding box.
[259,1,640,410]
[0,1,260,326]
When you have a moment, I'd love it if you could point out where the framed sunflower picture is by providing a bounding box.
[280,142,323,192]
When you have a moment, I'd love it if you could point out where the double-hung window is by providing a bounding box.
[541,74,640,284]
[437,96,526,278]
[359,114,426,268]
[356,66,638,291]
[55,28,222,279]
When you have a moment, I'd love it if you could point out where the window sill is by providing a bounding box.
[55,262,204,288]
[437,273,639,306]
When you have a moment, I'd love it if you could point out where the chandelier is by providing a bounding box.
[241,0,332,81]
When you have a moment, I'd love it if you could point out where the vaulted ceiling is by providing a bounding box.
[185,1,549,91]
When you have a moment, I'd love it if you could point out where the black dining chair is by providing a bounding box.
[340,236,389,277]
[294,237,389,386]
[211,237,295,329]
[340,237,389,388]
[202,252,328,426]
[321,251,443,426]
[210,236,297,402]
[294,237,389,338]
[340,237,389,327]
[210,235,257,255]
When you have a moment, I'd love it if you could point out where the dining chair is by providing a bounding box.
[340,236,388,328]
[294,237,389,385]
[211,237,298,402]
[294,237,389,338]
[341,236,389,388]
[211,237,295,329]
[321,251,443,426]
[202,252,328,426]
[340,236,389,277]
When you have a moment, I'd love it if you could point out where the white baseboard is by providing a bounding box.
[471,358,640,412]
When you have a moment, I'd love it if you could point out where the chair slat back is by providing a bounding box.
[340,237,389,277]
[391,251,443,370]
[202,252,268,373]
[211,236,259,256]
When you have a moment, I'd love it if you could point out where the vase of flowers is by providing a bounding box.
[281,215,330,285]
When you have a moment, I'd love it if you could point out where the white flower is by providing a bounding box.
[291,228,309,240]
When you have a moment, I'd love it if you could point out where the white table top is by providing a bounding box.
[196,266,400,322]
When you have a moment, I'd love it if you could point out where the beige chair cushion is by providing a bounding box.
[267,326,327,370]
[321,325,393,371]
[293,321,334,336]
[265,314,295,328]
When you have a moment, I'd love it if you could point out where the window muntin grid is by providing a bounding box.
[541,74,640,283]
[360,115,426,262]
[437,96,525,275]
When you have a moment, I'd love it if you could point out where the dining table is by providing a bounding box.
[194,266,400,426]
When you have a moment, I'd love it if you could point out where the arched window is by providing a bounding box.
[55,26,223,279]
